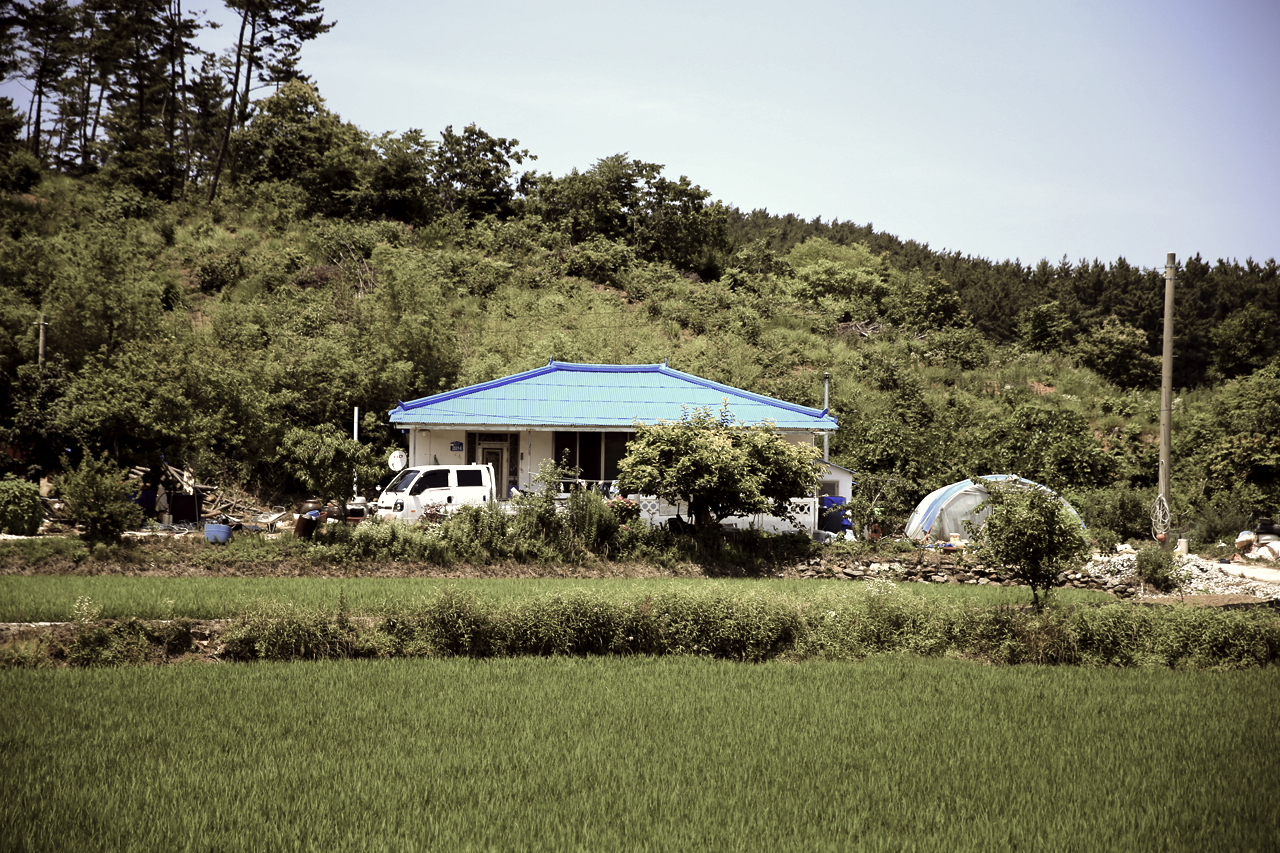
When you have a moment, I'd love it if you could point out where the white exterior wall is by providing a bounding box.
[819,464,855,500]
[408,429,468,468]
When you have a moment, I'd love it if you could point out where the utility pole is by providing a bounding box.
[33,313,48,367]
[1154,253,1175,541]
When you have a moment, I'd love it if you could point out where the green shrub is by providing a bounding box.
[966,478,1091,611]
[606,496,641,524]
[564,489,618,554]
[221,600,375,662]
[1135,545,1179,592]
[509,456,577,553]
[56,452,144,545]
[194,249,243,292]
[65,618,151,667]
[0,149,41,193]
[0,474,43,535]
[441,502,512,562]
[1068,484,1153,542]
[1090,527,1120,555]
[1186,490,1258,550]
[0,537,89,568]
[343,517,451,563]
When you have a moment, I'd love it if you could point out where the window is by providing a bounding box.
[457,469,484,487]
[553,432,578,471]
[553,431,635,483]
[603,432,631,480]
[579,432,601,481]
[411,469,450,494]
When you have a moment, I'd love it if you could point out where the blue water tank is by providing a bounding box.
[820,496,852,533]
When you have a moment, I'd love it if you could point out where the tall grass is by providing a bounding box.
[1,657,1275,852]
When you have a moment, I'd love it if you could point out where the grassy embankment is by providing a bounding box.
[4,579,1276,670]
[2,656,1276,852]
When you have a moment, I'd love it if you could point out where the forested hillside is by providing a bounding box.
[2,0,1278,546]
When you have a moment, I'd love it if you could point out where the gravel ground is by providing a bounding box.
[1084,553,1280,603]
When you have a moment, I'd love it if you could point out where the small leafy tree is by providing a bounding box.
[965,477,1089,611]
[617,403,824,536]
[280,424,382,505]
[57,452,144,545]
[0,474,44,535]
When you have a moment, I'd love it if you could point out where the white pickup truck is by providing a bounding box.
[375,464,496,522]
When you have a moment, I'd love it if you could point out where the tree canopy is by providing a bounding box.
[617,404,824,535]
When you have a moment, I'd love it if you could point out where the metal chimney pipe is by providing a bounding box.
[823,372,830,462]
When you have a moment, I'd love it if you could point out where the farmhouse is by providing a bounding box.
[388,360,843,531]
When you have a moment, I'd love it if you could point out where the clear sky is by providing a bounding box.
[38,0,1280,268]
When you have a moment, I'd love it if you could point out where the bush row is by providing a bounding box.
[16,585,1275,670]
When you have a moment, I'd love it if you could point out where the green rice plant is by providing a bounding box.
[2,657,1276,852]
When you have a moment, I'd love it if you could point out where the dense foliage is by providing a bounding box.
[2,3,1277,544]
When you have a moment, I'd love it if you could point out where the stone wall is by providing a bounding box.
[791,552,1140,597]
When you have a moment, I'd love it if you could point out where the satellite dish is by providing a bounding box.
[388,450,408,472]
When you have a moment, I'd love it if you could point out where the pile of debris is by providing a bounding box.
[1233,518,1280,561]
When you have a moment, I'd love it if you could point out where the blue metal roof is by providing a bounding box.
[389,360,838,431]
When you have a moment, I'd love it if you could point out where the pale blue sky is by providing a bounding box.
[23,0,1280,267]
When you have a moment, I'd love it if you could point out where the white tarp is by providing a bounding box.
[904,475,1084,543]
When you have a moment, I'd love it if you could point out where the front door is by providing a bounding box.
[480,446,505,497]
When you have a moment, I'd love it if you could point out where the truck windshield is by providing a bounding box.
[384,470,418,493]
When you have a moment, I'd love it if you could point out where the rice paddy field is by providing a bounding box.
[0,575,1112,622]
[2,656,1276,852]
